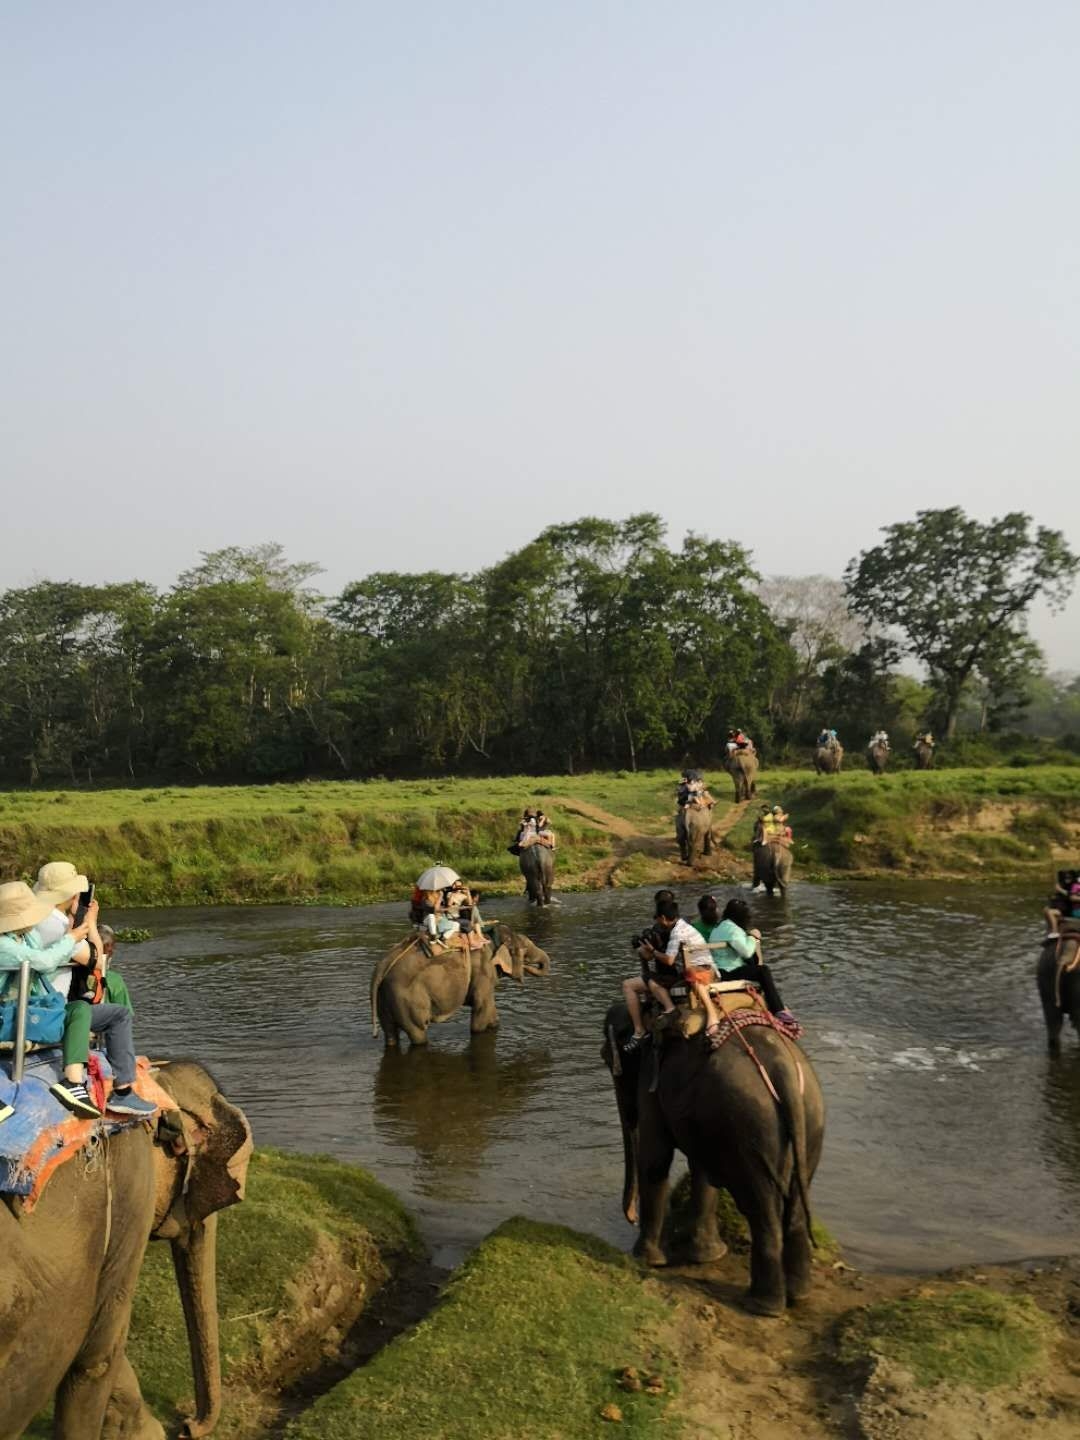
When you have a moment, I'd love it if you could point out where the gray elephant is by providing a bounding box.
[0,1059,252,1440]
[867,742,888,775]
[602,1003,825,1315]
[676,805,713,864]
[370,922,550,1048]
[914,739,935,770]
[757,841,793,897]
[725,750,758,802]
[813,742,843,774]
[519,843,555,905]
[1037,933,1080,1053]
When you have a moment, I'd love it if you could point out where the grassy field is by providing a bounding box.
[286,1217,679,1440]
[2,764,1079,906]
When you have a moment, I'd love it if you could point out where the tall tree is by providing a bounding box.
[844,509,1078,738]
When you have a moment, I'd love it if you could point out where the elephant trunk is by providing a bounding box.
[170,1213,222,1439]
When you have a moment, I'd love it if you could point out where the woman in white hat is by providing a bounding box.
[0,875,154,1121]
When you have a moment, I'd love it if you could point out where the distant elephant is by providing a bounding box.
[0,1059,252,1440]
[758,841,793,897]
[519,842,555,905]
[370,922,551,1048]
[602,1004,825,1316]
[725,750,758,802]
[914,740,935,770]
[1037,933,1080,1053]
[867,742,889,775]
[813,743,843,774]
[675,805,713,864]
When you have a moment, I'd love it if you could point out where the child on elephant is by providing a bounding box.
[707,898,799,1040]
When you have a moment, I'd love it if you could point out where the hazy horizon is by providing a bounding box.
[4,4,1077,665]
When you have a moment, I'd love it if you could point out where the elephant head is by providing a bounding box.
[147,1060,253,1439]
[489,923,551,981]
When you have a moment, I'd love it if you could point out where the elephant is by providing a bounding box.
[675,805,713,865]
[1037,932,1080,1053]
[757,841,793,897]
[0,1059,253,1440]
[519,843,555,905]
[370,922,551,1048]
[601,1003,825,1316]
[813,743,843,774]
[867,742,888,775]
[725,750,758,802]
[914,740,935,770]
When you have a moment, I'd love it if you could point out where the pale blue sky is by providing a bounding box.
[3,4,1078,662]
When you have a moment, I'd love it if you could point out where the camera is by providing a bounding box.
[630,933,647,951]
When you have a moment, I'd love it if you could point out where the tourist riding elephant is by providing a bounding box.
[914,740,935,770]
[519,842,555,905]
[370,922,550,1048]
[758,841,793,897]
[867,742,888,775]
[813,743,843,774]
[601,1005,825,1316]
[725,750,758,802]
[1037,932,1080,1053]
[676,805,713,864]
[0,1059,253,1440]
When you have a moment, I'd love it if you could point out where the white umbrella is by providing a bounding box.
[417,865,459,891]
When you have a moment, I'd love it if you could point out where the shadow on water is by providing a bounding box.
[373,1032,553,1192]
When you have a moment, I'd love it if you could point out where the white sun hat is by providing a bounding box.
[32,861,89,908]
[0,881,54,935]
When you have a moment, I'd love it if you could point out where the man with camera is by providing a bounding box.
[621,897,715,1053]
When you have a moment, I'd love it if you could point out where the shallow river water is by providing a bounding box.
[114,881,1080,1272]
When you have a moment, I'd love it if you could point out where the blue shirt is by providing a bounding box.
[0,928,77,974]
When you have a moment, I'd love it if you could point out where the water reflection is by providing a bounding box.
[373,1034,553,1195]
[112,881,1080,1271]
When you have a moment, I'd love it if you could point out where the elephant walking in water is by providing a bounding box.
[602,1005,824,1315]
[813,742,843,774]
[0,1059,252,1440]
[725,750,758,802]
[1037,932,1080,1052]
[519,842,554,905]
[370,923,550,1048]
[757,841,793,897]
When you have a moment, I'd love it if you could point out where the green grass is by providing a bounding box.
[837,1286,1051,1390]
[28,1148,421,1439]
[2,764,1077,905]
[286,1218,680,1440]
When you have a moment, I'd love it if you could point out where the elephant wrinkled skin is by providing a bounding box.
[519,844,554,905]
[602,1004,824,1316]
[1037,933,1080,1052]
[676,806,713,864]
[725,751,758,802]
[0,1059,252,1440]
[371,923,550,1048]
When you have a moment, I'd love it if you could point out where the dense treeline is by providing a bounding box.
[0,511,1074,784]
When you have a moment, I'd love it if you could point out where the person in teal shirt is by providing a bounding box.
[706,898,798,1033]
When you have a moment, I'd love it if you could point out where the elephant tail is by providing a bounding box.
[777,1061,814,1243]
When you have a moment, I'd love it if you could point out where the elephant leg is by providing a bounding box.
[633,1102,674,1267]
[378,991,401,1049]
[103,1355,165,1440]
[469,975,499,1033]
[1038,979,1063,1053]
[686,1167,727,1264]
[733,1178,786,1316]
[782,1191,813,1304]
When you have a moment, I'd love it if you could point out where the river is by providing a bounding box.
[114,880,1080,1272]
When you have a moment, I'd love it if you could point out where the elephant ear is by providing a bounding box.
[180,1092,254,1225]
[491,943,514,979]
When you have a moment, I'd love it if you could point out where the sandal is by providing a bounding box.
[621,1033,648,1054]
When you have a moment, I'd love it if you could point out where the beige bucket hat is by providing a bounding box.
[32,860,88,908]
[0,881,54,935]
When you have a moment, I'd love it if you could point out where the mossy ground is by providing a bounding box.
[285,1217,680,1440]
[837,1285,1050,1390]
[2,765,1078,907]
[28,1148,421,1439]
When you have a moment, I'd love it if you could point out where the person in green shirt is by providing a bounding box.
[691,894,720,940]
[706,898,798,1037]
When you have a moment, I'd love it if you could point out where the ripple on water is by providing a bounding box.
[113,879,1080,1271]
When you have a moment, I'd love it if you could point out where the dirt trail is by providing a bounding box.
[558,794,749,888]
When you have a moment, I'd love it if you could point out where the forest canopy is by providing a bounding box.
[0,511,1073,783]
